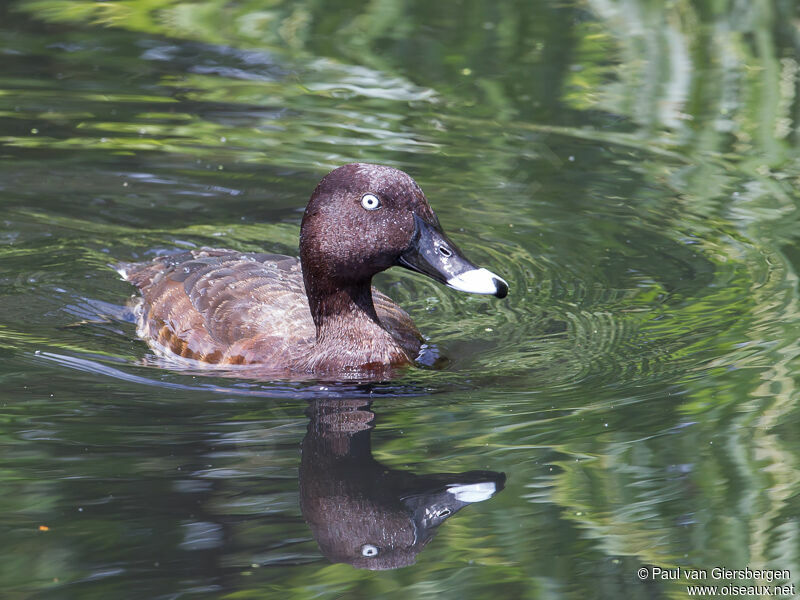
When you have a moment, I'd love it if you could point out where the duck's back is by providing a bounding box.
[119,249,420,368]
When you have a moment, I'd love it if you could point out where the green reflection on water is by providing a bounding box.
[1,0,800,598]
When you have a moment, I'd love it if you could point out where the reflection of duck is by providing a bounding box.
[118,164,507,379]
[300,399,505,570]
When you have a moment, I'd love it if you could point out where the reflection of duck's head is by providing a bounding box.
[299,399,505,570]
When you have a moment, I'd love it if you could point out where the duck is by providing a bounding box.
[118,163,508,378]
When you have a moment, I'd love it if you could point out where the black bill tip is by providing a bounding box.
[493,277,509,299]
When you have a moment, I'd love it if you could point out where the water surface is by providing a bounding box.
[2,0,800,598]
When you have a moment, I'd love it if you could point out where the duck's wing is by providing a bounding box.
[120,249,315,364]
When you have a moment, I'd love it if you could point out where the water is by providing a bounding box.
[2,0,800,598]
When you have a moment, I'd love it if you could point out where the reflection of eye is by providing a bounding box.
[361,193,381,210]
[361,544,379,557]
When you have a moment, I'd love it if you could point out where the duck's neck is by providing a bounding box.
[304,278,411,372]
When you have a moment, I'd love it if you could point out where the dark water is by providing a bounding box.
[2,0,800,598]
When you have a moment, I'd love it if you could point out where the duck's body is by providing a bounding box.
[120,248,422,374]
[120,163,507,378]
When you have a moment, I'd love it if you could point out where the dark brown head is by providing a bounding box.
[299,163,508,296]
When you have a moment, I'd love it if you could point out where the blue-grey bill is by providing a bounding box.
[397,214,509,299]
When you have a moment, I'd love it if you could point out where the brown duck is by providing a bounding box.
[118,163,508,378]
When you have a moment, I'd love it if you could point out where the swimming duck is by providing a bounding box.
[119,163,507,377]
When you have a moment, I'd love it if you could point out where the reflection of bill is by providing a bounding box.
[300,399,505,570]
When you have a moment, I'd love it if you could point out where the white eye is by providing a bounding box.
[361,193,381,211]
[361,544,379,557]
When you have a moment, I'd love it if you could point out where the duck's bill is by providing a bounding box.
[397,214,508,298]
[402,471,506,541]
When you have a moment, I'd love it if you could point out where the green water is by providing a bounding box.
[2,0,800,598]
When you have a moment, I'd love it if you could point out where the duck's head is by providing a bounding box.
[300,163,508,298]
